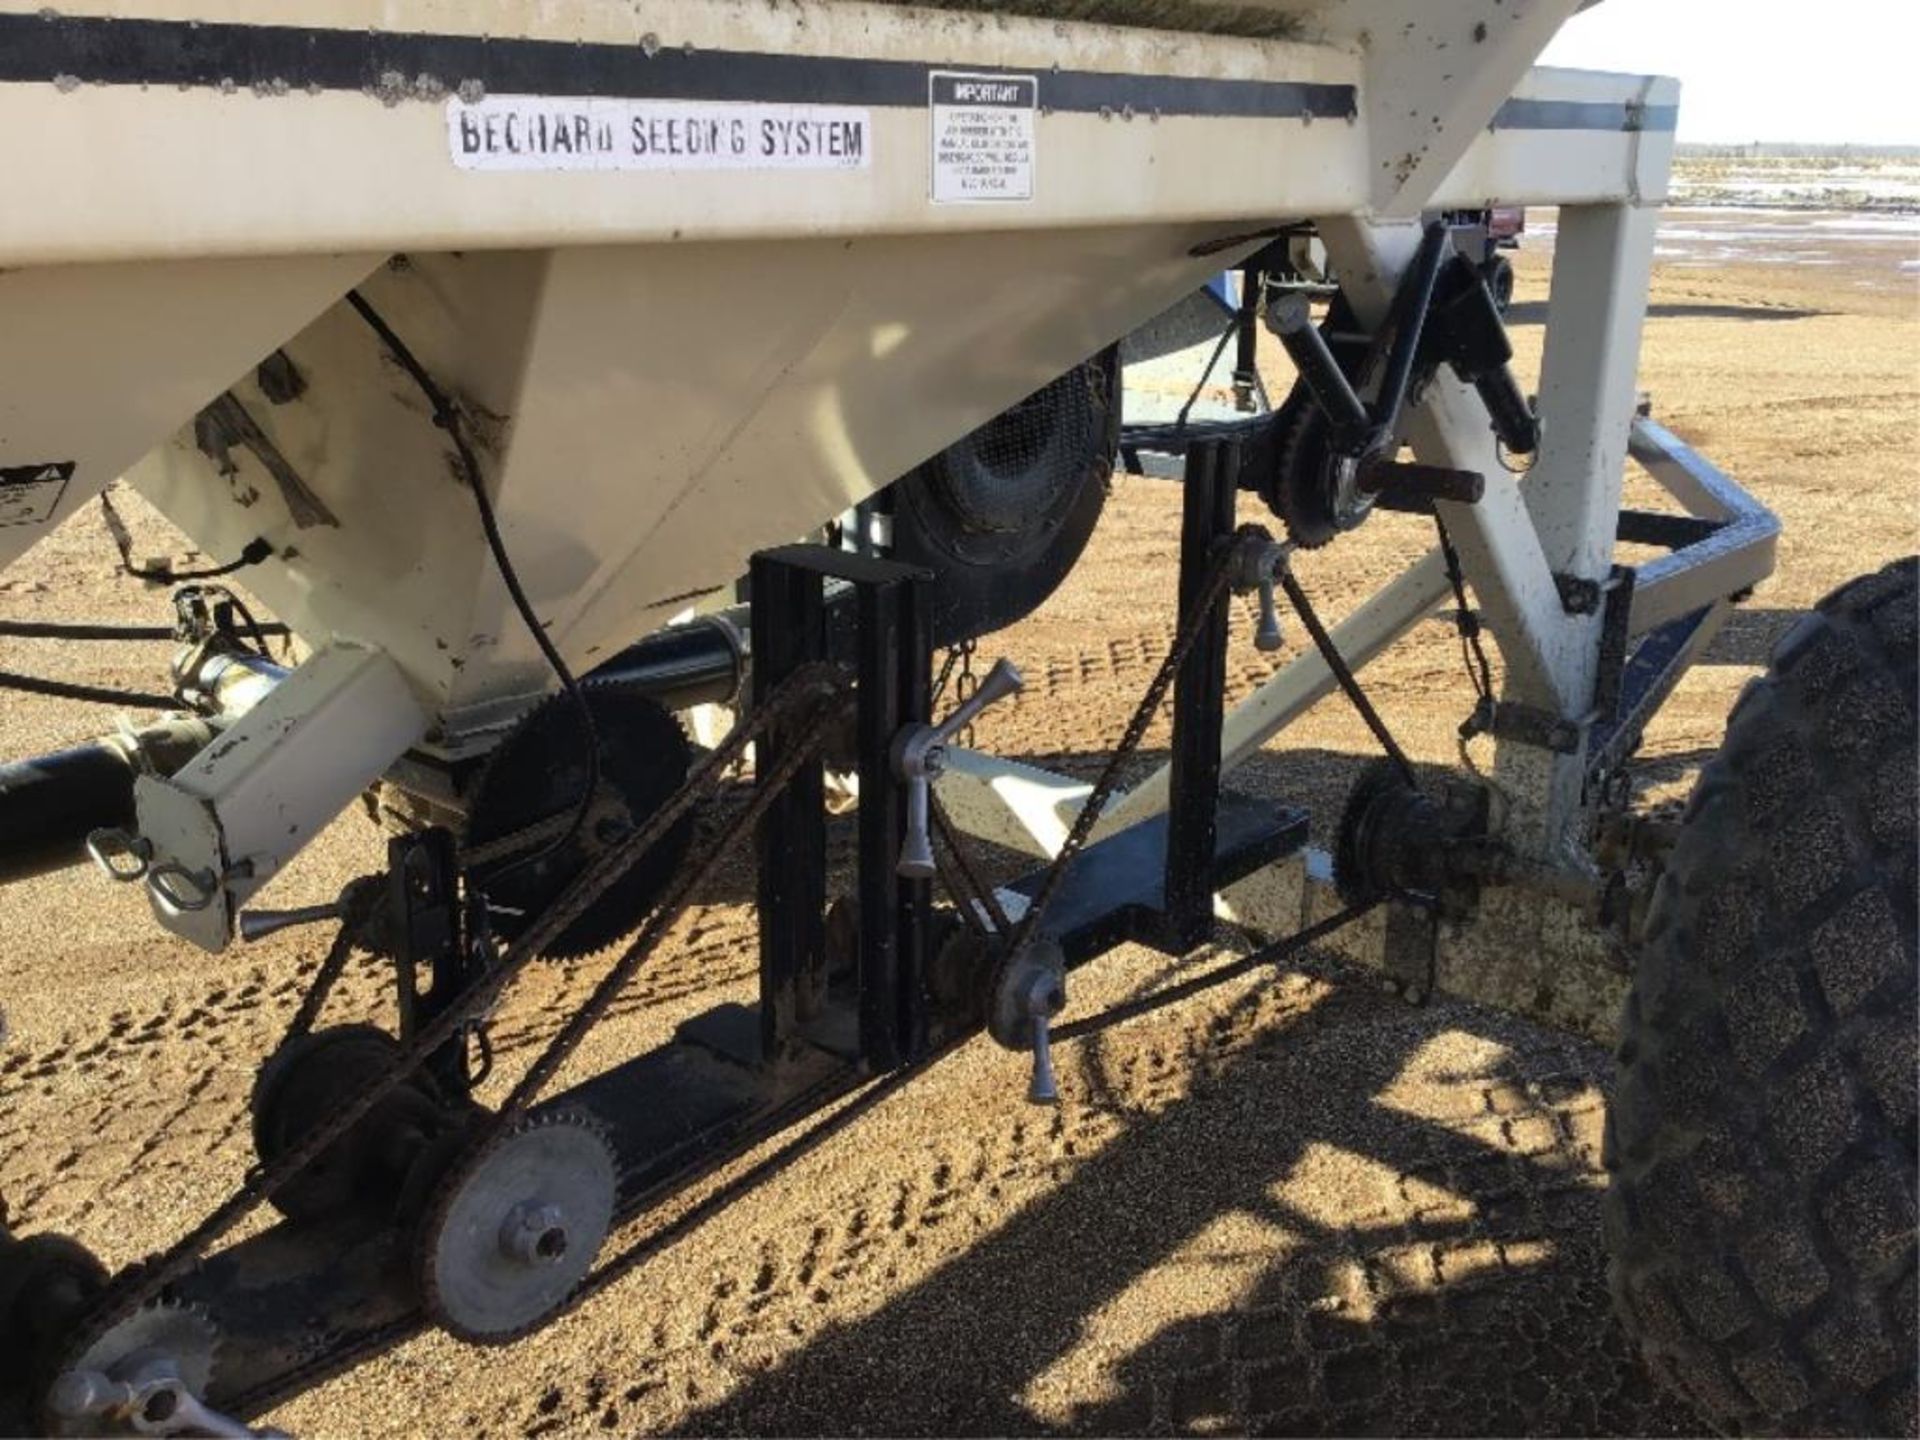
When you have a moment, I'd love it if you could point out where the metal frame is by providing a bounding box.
[0,1,1799,1424]
[940,391,1778,1033]
[0,1,1683,956]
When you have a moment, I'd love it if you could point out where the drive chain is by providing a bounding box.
[41,662,851,1413]
[55,519,1408,1413]
[1002,524,1266,959]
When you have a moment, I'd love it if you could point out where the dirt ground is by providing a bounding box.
[0,210,1914,1437]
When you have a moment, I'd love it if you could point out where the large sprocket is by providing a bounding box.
[463,683,693,959]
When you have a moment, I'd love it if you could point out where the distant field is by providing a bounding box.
[1671,149,1920,213]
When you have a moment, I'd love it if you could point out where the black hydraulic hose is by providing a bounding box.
[344,288,600,880]
[0,619,290,642]
[0,669,179,710]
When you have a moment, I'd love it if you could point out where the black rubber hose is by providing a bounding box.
[0,619,290,642]
[0,670,178,710]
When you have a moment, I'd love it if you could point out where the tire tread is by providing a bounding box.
[1605,558,1919,1436]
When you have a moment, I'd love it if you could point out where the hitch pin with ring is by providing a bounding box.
[149,855,271,918]
[85,826,154,882]
[87,830,268,919]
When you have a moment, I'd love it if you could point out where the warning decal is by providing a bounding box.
[929,72,1036,204]
[0,462,75,527]
[449,96,872,172]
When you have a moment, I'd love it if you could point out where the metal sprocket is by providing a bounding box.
[1266,395,1374,551]
[462,683,693,959]
[416,1109,617,1345]
[41,1300,218,1436]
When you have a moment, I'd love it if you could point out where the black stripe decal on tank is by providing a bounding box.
[0,11,1358,120]
[1492,97,1679,133]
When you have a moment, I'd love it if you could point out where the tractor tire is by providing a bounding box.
[1604,557,1918,1436]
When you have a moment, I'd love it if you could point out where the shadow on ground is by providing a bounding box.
[661,944,1699,1437]
[1701,606,1805,668]
[1506,300,1828,326]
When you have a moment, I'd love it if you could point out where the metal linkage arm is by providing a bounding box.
[1267,291,1371,440]
[1368,220,1451,440]
[892,658,1023,878]
[1265,221,1451,457]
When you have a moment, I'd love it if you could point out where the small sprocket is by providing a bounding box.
[1265,395,1377,551]
[417,1109,617,1345]
[41,1300,218,1436]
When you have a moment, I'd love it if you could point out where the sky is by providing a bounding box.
[1537,0,1920,146]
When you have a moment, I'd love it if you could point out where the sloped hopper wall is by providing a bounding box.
[129,221,1247,725]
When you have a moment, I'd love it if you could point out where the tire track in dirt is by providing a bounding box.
[400,951,1692,1440]
[10,234,1916,1437]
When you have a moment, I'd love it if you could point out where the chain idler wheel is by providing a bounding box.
[250,1025,460,1222]
[417,1110,617,1344]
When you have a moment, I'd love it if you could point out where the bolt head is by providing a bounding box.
[500,1201,570,1266]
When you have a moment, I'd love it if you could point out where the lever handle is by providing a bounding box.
[239,900,345,944]
[892,657,1024,878]
[1253,581,1285,653]
[927,656,1023,749]
[1234,537,1289,654]
[1028,1009,1059,1104]
[50,1365,285,1440]
[1022,968,1065,1105]
[897,770,936,880]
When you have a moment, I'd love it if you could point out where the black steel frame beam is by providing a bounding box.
[854,565,932,1068]
[751,544,932,1069]
[750,550,831,1062]
[1162,437,1240,947]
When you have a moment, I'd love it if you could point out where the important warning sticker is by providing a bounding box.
[0,462,75,527]
[448,96,872,172]
[929,72,1036,203]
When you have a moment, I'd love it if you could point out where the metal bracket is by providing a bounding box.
[1551,563,1632,620]
[1592,564,1637,722]
[1551,572,1603,616]
[1462,697,1593,755]
[1462,566,1631,754]
[750,544,934,1071]
[1383,901,1439,1004]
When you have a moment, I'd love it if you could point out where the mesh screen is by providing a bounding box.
[947,357,1112,532]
